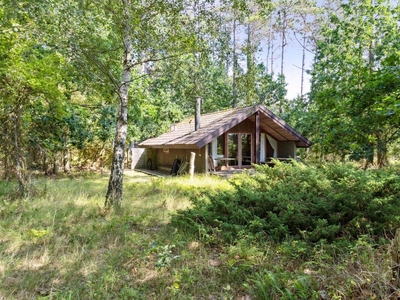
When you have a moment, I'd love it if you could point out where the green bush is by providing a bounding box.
[171,162,400,244]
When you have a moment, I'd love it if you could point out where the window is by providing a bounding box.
[241,134,252,165]
[228,133,238,166]
[217,135,225,156]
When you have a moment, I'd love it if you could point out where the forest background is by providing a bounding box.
[1,0,400,201]
[2,1,400,299]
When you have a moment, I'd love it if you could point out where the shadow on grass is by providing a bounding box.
[0,172,235,299]
[0,202,173,298]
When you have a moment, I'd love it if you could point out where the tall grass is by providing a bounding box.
[0,172,234,299]
[0,168,399,299]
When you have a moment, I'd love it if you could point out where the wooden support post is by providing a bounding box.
[238,133,242,169]
[255,111,260,164]
[205,143,209,173]
[128,141,135,170]
[189,152,196,179]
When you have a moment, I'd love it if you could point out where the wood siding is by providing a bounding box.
[156,147,207,173]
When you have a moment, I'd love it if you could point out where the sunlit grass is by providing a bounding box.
[0,169,398,299]
[122,173,233,225]
[0,172,234,299]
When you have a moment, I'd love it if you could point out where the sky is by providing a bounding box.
[253,41,314,100]
[238,24,315,100]
[283,44,313,99]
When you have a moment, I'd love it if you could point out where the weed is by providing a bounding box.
[0,168,399,299]
[246,268,319,300]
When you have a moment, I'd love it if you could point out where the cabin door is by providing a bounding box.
[227,133,252,168]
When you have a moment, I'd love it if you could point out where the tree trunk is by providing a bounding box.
[301,36,306,98]
[13,114,25,197]
[232,11,238,107]
[53,157,59,175]
[246,22,252,75]
[3,155,10,181]
[363,143,374,170]
[266,19,272,74]
[280,9,286,77]
[63,146,70,173]
[279,9,286,115]
[105,0,132,208]
[271,40,274,74]
[377,139,388,168]
[43,153,49,175]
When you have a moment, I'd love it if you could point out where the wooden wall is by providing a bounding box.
[155,147,207,173]
[130,148,146,169]
[226,119,254,134]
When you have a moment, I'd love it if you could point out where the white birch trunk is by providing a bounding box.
[105,0,132,207]
[280,10,286,77]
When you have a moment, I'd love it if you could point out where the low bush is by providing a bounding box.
[172,162,400,244]
[1,170,398,298]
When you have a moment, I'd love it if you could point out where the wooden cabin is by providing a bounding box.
[138,104,312,174]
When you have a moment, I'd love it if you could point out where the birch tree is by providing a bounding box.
[102,0,194,207]
[50,0,198,207]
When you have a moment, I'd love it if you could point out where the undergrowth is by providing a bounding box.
[172,161,400,244]
[0,166,399,299]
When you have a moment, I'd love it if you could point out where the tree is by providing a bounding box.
[41,0,207,207]
[0,1,68,195]
[309,0,400,166]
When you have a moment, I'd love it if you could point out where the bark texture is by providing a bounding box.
[105,0,132,208]
[13,114,25,197]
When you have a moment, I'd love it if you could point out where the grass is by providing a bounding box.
[0,170,398,299]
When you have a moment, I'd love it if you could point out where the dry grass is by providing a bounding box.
[0,171,398,299]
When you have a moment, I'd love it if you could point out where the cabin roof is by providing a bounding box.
[139,104,312,149]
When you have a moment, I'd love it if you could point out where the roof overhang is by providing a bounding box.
[194,104,311,148]
[194,106,256,148]
[257,105,312,148]
[139,144,199,149]
[138,104,312,149]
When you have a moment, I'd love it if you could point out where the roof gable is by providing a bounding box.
[139,104,311,149]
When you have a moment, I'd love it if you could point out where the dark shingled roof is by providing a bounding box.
[139,104,312,149]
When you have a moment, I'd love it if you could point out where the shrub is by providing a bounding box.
[171,162,400,244]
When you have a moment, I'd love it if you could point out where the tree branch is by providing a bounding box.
[293,32,315,54]
[132,52,186,68]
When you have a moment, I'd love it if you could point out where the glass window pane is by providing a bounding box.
[217,135,224,156]
[242,134,252,165]
[228,134,238,165]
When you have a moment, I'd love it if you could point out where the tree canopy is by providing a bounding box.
[308,0,400,166]
[1,0,399,203]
